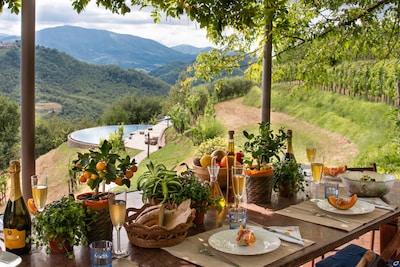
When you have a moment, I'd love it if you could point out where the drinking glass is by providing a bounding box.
[31,174,48,212]
[108,188,128,258]
[231,165,246,208]
[306,143,317,163]
[311,157,324,198]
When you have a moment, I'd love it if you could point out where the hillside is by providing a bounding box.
[0,45,171,121]
[35,97,358,204]
[35,26,197,72]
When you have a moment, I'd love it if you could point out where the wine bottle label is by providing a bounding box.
[4,228,27,249]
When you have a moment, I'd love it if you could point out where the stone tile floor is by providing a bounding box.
[301,230,380,266]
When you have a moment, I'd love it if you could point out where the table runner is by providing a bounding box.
[163,225,314,267]
[275,201,393,232]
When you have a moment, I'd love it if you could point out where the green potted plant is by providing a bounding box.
[242,121,287,170]
[136,161,182,204]
[171,167,222,225]
[32,196,92,258]
[241,121,288,204]
[70,139,138,243]
[273,159,308,197]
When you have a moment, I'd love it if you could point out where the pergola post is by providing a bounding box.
[261,21,273,123]
[21,0,36,199]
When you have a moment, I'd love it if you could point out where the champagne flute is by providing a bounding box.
[31,174,48,212]
[311,157,324,198]
[306,143,317,163]
[231,165,246,208]
[108,188,129,258]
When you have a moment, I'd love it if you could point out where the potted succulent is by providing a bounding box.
[136,161,182,204]
[137,161,222,225]
[71,139,138,243]
[32,196,92,258]
[273,159,308,197]
[241,122,288,204]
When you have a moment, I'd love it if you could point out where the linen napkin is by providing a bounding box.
[358,197,397,211]
[263,226,305,246]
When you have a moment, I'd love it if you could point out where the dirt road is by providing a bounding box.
[215,97,358,165]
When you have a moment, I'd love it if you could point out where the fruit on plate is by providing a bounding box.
[327,195,358,210]
[236,225,256,246]
[324,165,346,177]
[27,198,39,215]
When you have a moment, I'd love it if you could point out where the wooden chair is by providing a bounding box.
[316,229,400,267]
[345,163,377,172]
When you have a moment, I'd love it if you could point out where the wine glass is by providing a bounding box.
[31,174,48,212]
[306,143,317,163]
[311,157,324,198]
[108,188,129,258]
[231,165,246,208]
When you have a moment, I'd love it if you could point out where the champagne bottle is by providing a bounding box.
[3,160,32,255]
[284,129,296,162]
[226,130,235,204]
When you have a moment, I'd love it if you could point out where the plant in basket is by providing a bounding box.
[32,196,92,259]
[241,122,288,204]
[70,139,138,243]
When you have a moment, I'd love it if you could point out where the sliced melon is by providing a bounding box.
[327,195,357,210]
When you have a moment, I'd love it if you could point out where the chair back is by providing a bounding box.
[345,163,377,172]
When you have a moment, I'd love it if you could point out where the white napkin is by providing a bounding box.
[358,197,396,211]
[263,226,305,246]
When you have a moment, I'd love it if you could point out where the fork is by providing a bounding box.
[199,245,240,267]
[311,209,349,223]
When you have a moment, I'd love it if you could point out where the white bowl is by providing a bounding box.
[340,171,396,197]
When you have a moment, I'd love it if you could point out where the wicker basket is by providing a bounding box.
[124,204,196,248]
[246,173,276,204]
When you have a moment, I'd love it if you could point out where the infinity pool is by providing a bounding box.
[68,125,151,147]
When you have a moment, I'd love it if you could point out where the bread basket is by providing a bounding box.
[124,203,196,248]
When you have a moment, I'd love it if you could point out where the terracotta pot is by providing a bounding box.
[49,236,73,254]
[76,192,109,210]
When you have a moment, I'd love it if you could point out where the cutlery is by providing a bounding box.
[199,245,240,267]
[263,227,305,242]
[310,209,349,223]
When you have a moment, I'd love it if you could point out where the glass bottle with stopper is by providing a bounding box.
[207,156,226,209]
[284,129,296,162]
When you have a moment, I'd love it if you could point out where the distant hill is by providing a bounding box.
[171,45,213,55]
[34,26,200,72]
[0,44,171,121]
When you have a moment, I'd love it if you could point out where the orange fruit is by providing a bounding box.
[125,170,134,179]
[83,171,91,179]
[27,198,39,215]
[220,155,235,168]
[91,173,99,180]
[130,165,138,172]
[96,161,106,171]
[79,175,87,183]
[115,177,123,186]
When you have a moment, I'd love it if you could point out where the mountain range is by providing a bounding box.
[0,25,212,72]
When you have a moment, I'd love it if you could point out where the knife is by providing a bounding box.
[263,227,305,242]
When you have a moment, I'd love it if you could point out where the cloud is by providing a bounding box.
[0,0,214,47]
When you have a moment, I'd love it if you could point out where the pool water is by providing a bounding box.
[69,125,151,145]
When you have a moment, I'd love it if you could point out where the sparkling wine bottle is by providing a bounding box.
[284,129,296,162]
[3,160,32,255]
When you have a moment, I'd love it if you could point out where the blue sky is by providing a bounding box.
[0,0,213,48]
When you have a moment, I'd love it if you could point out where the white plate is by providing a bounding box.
[0,251,22,267]
[317,199,375,215]
[208,228,281,255]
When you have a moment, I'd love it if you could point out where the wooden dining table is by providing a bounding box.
[18,178,400,267]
